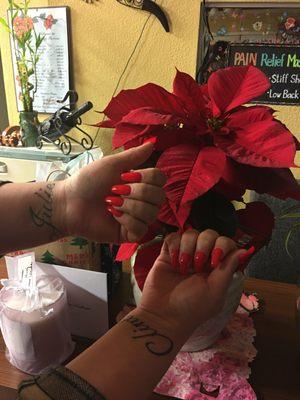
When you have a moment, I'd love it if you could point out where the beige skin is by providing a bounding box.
[0,142,165,254]
[68,230,247,400]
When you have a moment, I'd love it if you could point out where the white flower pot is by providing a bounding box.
[131,256,244,352]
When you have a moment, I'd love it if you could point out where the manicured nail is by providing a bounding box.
[111,185,131,195]
[179,252,191,275]
[107,206,123,218]
[238,246,255,269]
[105,196,124,207]
[143,136,157,145]
[121,171,142,183]
[171,249,179,269]
[211,248,224,269]
[194,251,206,273]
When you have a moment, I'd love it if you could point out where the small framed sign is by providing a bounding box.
[228,43,300,106]
[9,7,71,114]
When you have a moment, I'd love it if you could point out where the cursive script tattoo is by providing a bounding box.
[29,183,61,240]
[123,315,174,356]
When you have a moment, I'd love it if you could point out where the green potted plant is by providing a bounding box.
[0,0,45,146]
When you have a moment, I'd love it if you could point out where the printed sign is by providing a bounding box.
[228,43,300,105]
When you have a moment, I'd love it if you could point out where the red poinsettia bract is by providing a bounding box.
[99,66,299,237]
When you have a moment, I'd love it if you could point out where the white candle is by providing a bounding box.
[0,276,74,374]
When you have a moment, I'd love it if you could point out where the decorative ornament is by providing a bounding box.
[232,10,239,19]
[216,26,227,36]
[116,0,169,32]
[285,17,296,30]
[253,21,263,32]
[0,126,21,147]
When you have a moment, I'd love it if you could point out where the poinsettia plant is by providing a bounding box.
[98,66,300,284]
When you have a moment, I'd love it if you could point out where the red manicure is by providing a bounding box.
[111,185,131,195]
[171,249,179,269]
[238,246,255,270]
[121,171,142,183]
[211,248,224,269]
[194,251,206,273]
[107,206,123,218]
[105,196,124,207]
[179,252,191,275]
[143,136,157,145]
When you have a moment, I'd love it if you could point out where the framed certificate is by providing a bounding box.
[9,7,71,113]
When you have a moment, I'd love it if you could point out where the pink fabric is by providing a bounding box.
[155,307,257,399]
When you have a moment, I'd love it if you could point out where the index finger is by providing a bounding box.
[122,168,166,187]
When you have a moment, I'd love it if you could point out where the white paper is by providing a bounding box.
[10,7,70,113]
[5,257,108,339]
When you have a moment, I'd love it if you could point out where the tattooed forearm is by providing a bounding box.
[29,183,61,240]
[123,315,174,356]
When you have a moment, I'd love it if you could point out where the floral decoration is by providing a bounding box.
[98,65,300,262]
[0,0,56,112]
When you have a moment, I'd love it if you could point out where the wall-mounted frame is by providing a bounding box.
[9,6,72,114]
[197,1,300,103]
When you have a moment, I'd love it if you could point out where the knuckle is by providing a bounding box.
[200,229,219,241]
[183,229,199,240]
[131,225,148,242]
[139,183,150,198]
[217,236,236,249]
[165,232,180,245]
[158,190,166,204]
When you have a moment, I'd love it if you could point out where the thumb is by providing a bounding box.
[111,142,154,171]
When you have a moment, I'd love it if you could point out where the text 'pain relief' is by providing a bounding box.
[234,52,300,68]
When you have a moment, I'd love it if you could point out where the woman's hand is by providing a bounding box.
[139,229,249,337]
[59,142,166,243]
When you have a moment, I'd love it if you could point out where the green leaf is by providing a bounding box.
[0,17,11,32]
[13,3,22,11]
[285,221,300,258]
[36,34,44,49]
[280,212,300,219]
[27,43,34,54]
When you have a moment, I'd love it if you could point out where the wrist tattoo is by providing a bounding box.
[123,315,174,356]
[29,183,61,240]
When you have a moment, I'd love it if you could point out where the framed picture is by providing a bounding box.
[9,6,71,114]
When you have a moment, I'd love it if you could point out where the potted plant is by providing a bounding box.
[0,0,47,146]
[99,65,300,351]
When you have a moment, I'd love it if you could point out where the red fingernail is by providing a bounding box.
[107,206,123,218]
[143,137,157,145]
[111,185,131,195]
[179,252,191,275]
[238,246,255,269]
[121,171,142,183]
[105,196,124,207]
[171,249,179,269]
[211,248,224,269]
[194,251,206,273]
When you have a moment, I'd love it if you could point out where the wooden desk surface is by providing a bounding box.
[0,258,299,400]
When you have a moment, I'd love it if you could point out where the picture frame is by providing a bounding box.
[9,6,72,114]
